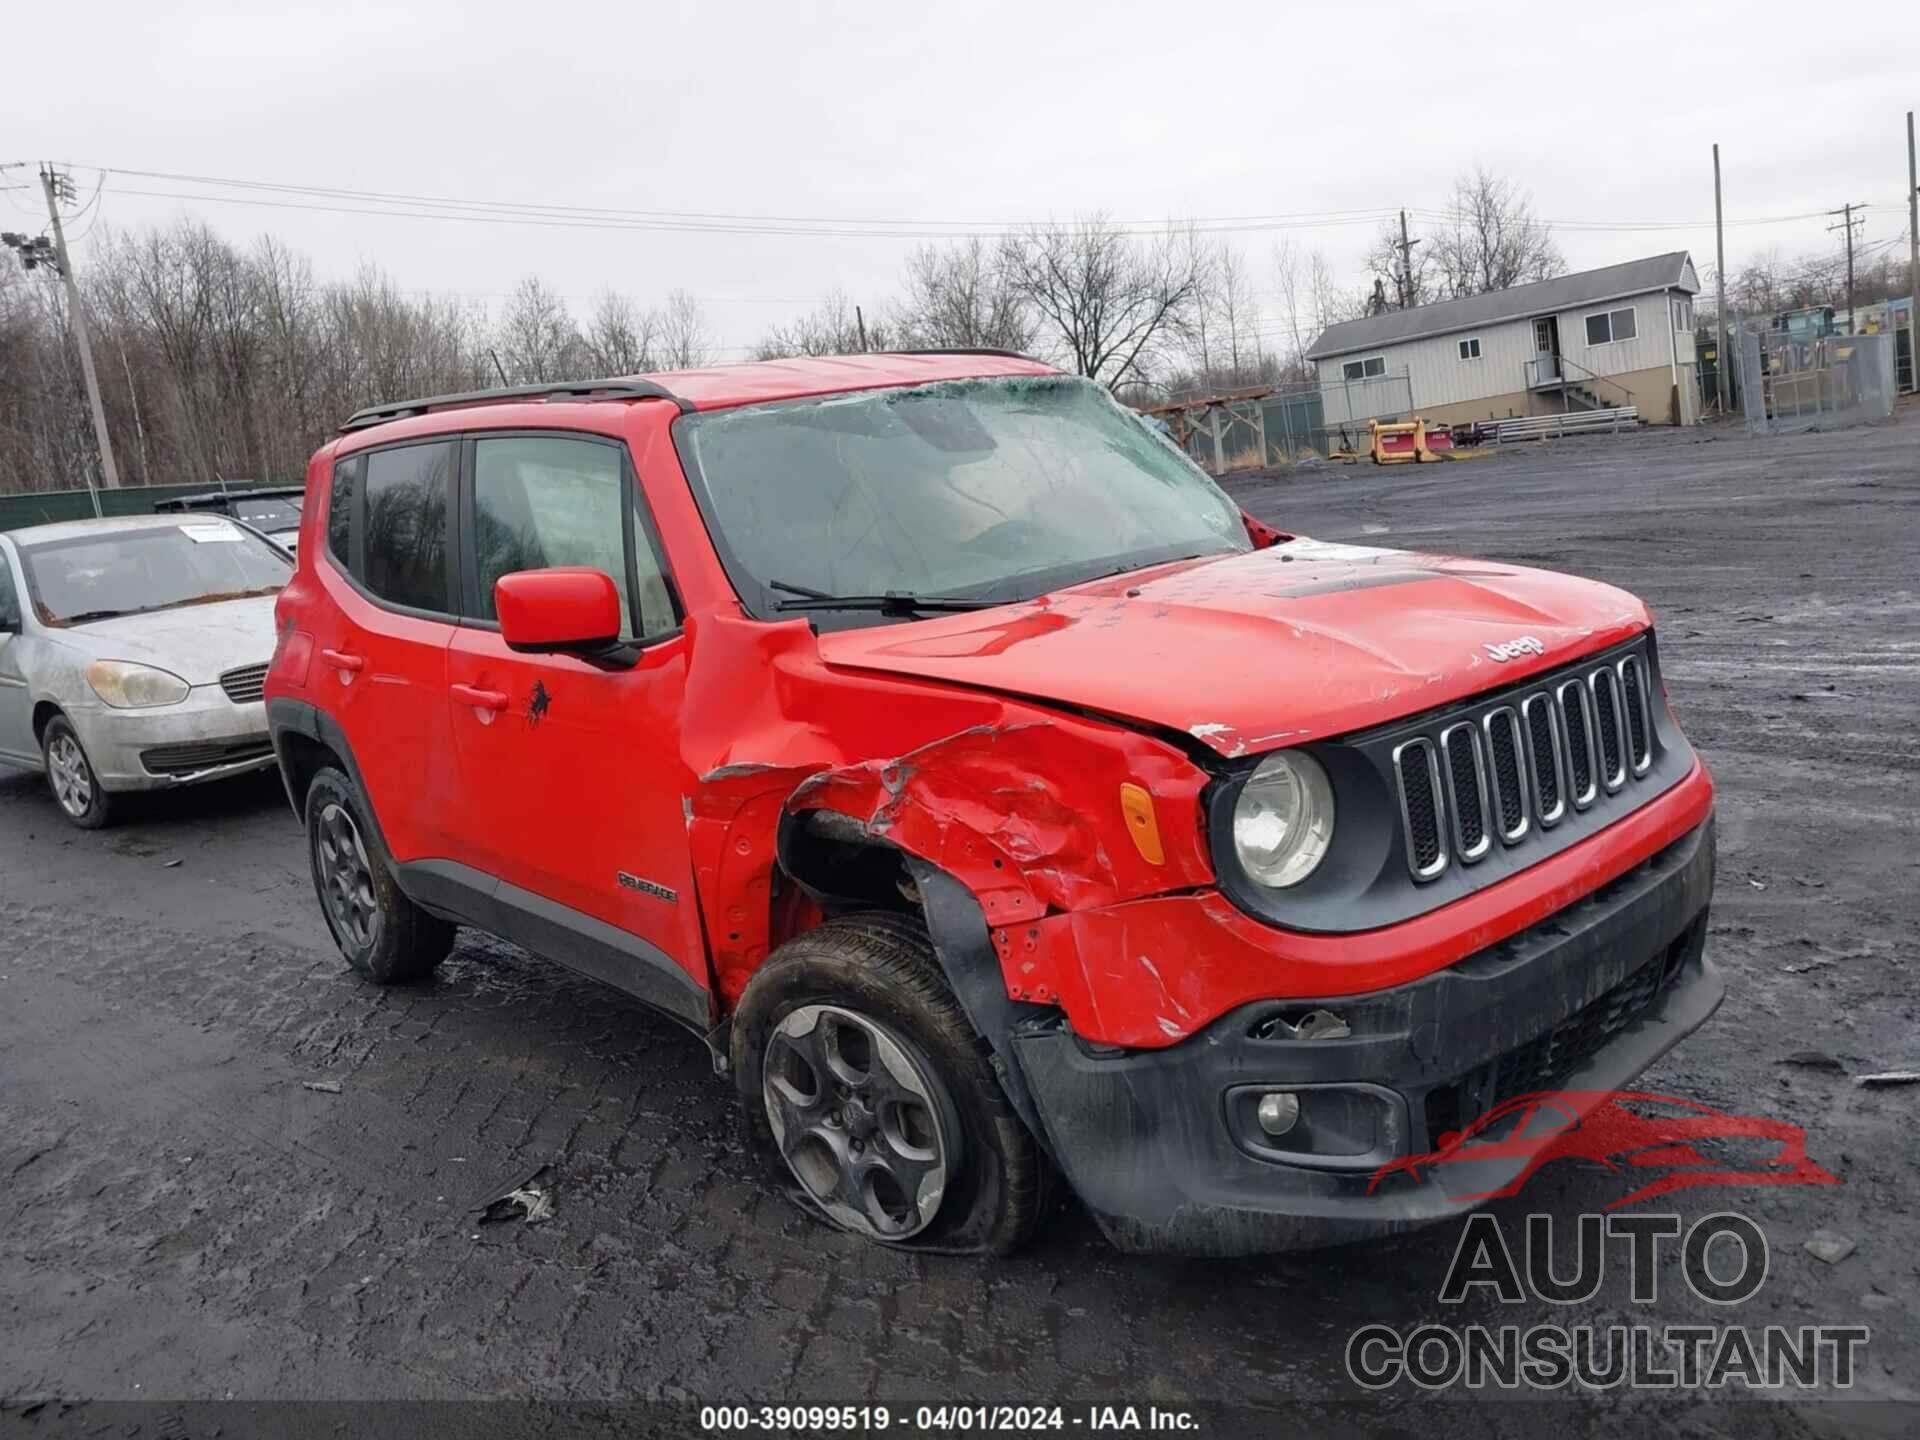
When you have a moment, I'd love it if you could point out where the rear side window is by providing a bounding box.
[328,455,361,570]
[0,551,20,629]
[363,442,453,612]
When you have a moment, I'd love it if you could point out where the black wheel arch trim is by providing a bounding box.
[395,858,714,1036]
[267,697,393,853]
[772,809,1055,1146]
[903,857,1056,1150]
[270,696,716,1042]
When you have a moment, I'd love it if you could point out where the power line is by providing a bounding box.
[104,165,1407,230]
[61,173,108,245]
[1407,203,1889,233]
[99,183,1395,238]
[74,161,1885,240]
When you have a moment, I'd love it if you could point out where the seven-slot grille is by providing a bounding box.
[219,662,270,704]
[1393,651,1654,882]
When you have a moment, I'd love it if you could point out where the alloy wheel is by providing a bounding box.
[47,733,94,818]
[315,802,380,950]
[762,1003,956,1241]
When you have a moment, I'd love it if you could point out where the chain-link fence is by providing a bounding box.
[1737,321,1897,436]
[1174,371,1414,474]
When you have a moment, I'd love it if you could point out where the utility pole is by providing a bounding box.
[1391,209,1421,310]
[39,165,120,499]
[1713,144,1728,413]
[1907,112,1917,358]
[1826,201,1866,332]
[855,304,870,351]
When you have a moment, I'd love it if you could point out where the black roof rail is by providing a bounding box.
[340,378,691,433]
[887,347,1049,364]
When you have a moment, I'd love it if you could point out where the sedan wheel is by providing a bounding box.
[314,801,380,951]
[762,1003,956,1241]
[46,732,94,818]
[40,716,114,829]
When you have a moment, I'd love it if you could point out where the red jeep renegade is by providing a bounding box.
[265,353,1719,1256]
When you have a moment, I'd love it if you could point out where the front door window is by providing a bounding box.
[468,434,674,637]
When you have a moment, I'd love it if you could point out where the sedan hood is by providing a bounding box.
[62,595,280,686]
[816,540,1651,758]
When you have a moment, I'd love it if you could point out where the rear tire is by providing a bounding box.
[305,766,452,983]
[42,715,115,830]
[731,911,1044,1253]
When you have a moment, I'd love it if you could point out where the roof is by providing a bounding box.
[5,513,245,547]
[1306,252,1697,360]
[340,351,1057,435]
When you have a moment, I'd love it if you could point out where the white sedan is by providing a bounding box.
[0,514,289,828]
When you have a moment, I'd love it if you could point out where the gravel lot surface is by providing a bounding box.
[2,411,1915,1435]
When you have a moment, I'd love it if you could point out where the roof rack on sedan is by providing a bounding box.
[340,378,691,433]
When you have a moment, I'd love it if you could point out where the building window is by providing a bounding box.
[1458,337,1482,360]
[1673,297,1692,332]
[1342,356,1387,381]
[1585,307,1638,346]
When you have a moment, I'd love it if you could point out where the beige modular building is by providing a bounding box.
[1309,252,1701,429]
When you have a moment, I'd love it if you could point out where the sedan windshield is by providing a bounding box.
[20,522,291,625]
[674,376,1250,623]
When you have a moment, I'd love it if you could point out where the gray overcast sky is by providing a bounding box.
[6,0,1918,359]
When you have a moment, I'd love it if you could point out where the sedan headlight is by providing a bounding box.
[86,660,191,709]
[1232,749,1335,888]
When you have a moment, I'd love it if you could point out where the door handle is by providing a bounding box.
[319,648,364,674]
[450,683,510,713]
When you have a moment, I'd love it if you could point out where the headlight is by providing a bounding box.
[1232,749,1335,888]
[86,660,191,709]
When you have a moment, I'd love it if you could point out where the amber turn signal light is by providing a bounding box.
[1119,782,1164,865]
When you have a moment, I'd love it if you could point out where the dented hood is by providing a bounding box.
[816,539,1651,758]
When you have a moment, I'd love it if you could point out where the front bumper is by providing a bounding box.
[1010,817,1721,1256]
[68,690,275,792]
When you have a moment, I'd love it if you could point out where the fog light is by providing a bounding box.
[1256,1092,1301,1137]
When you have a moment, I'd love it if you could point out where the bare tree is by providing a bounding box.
[496,276,583,383]
[654,289,715,369]
[1211,245,1262,383]
[754,289,886,360]
[892,239,1034,352]
[1309,249,1366,332]
[3,221,490,493]
[583,290,654,373]
[1271,240,1314,378]
[999,215,1205,388]
[1429,168,1564,297]
[1176,239,1271,393]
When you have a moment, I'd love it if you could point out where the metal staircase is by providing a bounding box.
[1525,355,1633,415]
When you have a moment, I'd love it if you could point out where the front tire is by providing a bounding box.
[42,715,115,829]
[305,766,452,983]
[731,912,1044,1253]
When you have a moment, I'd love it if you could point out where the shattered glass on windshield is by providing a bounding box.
[676,375,1249,624]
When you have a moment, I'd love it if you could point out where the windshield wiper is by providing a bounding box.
[769,580,1000,615]
[56,609,129,625]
